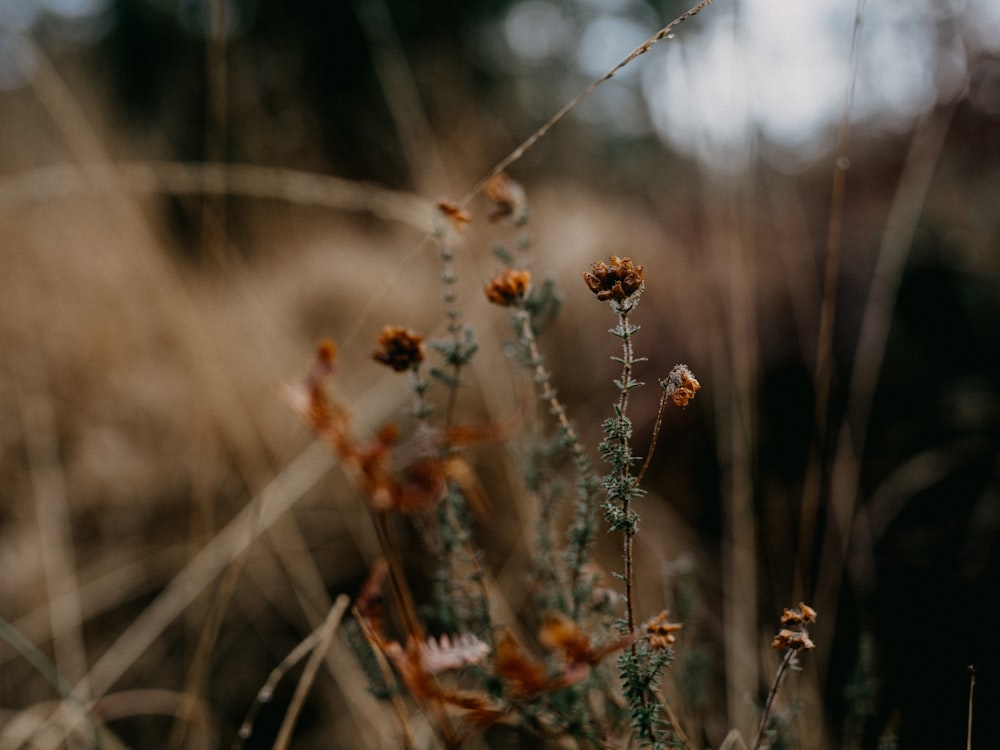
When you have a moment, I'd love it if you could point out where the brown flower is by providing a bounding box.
[645,610,684,650]
[779,602,817,626]
[663,364,701,408]
[582,256,644,301]
[771,629,816,651]
[483,172,526,222]
[771,602,817,651]
[373,326,425,371]
[485,268,531,306]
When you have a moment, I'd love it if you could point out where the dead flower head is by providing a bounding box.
[483,172,526,222]
[662,364,701,408]
[771,629,816,651]
[772,602,817,651]
[373,326,425,372]
[583,256,644,302]
[485,268,531,306]
[645,610,683,650]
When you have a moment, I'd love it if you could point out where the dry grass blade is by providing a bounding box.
[797,0,867,600]
[263,595,350,750]
[967,665,975,750]
[11,357,88,697]
[78,440,333,701]
[0,161,437,233]
[815,102,957,662]
[459,0,716,206]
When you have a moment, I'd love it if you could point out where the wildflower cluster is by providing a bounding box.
[772,602,817,651]
[274,175,817,750]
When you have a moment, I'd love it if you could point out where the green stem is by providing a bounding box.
[515,308,601,617]
[615,306,638,636]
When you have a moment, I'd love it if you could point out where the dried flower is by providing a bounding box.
[483,172,526,222]
[485,268,531,306]
[772,602,817,650]
[645,610,684,650]
[779,602,817,626]
[373,326,425,372]
[771,629,816,651]
[662,364,701,408]
[437,199,471,232]
[582,255,644,302]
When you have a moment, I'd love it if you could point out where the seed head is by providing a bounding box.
[485,268,531,306]
[583,256,644,301]
[373,326,425,372]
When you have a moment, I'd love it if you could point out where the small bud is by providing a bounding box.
[485,268,531,306]
[317,339,337,369]
[437,200,471,232]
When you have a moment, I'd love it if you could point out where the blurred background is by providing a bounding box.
[1,0,999,748]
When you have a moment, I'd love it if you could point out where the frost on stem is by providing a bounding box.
[661,364,701,408]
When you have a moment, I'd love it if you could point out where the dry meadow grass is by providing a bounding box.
[2,2,999,749]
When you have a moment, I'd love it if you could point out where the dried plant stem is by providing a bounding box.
[751,649,796,750]
[654,688,690,747]
[233,596,349,749]
[352,608,417,749]
[459,0,716,206]
[272,595,351,750]
[0,616,102,749]
[967,665,975,750]
[635,387,671,486]
[372,512,424,640]
[796,0,866,600]
[815,102,956,668]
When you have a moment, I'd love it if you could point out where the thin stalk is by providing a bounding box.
[458,0,716,207]
[751,650,796,750]
[967,665,976,750]
[272,596,350,750]
[372,512,423,641]
[615,306,639,636]
[636,387,671,487]
[0,616,103,749]
[514,308,601,616]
